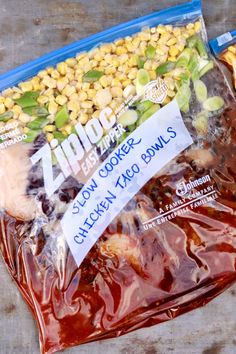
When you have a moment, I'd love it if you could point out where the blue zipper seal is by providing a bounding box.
[209,29,236,56]
[0,0,201,91]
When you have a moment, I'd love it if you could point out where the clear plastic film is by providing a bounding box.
[0,1,236,353]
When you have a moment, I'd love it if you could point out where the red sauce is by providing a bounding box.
[0,68,236,354]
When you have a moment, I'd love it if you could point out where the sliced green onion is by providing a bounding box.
[176,48,192,67]
[137,57,145,69]
[27,117,49,130]
[136,100,153,114]
[82,70,104,82]
[176,83,191,113]
[194,80,208,103]
[23,105,48,117]
[55,106,69,129]
[194,111,209,135]
[14,91,40,108]
[203,96,224,112]
[145,45,156,59]
[137,104,160,125]
[0,111,13,122]
[118,110,138,126]
[23,130,41,143]
[136,69,150,95]
[54,131,67,143]
[199,61,214,78]
[196,38,208,59]
[187,35,199,48]
[156,61,175,75]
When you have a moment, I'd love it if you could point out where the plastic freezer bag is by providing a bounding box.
[209,30,236,90]
[0,0,236,353]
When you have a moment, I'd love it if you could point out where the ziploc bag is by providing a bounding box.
[0,1,236,353]
[209,30,236,89]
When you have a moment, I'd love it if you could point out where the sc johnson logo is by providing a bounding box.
[176,175,211,197]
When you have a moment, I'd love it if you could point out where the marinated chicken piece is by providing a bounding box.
[185,148,216,168]
[0,143,37,220]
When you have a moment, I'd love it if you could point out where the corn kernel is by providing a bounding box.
[169,46,179,57]
[66,58,77,67]
[19,113,30,123]
[70,111,78,121]
[99,76,109,88]
[111,86,123,98]
[56,95,68,105]
[51,70,60,79]
[42,76,57,88]
[167,37,177,46]
[111,78,122,87]
[63,124,72,135]
[12,105,22,115]
[0,103,5,114]
[38,70,48,78]
[105,66,116,75]
[194,21,202,33]
[81,83,90,91]
[44,125,56,132]
[48,101,58,115]
[92,110,101,119]
[23,127,29,134]
[57,62,67,75]
[157,26,166,35]
[67,100,80,112]
[139,31,151,41]
[122,79,131,88]
[186,23,194,30]
[187,29,195,37]
[115,39,124,46]
[79,113,89,125]
[78,91,88,101]
[44,88,54,97]
[4,97,14,109]
[62,85,76,97]
[168,56,177,62]
[167,89,176,98]
[81,101,93,109]
[57,77,69,92]
[149,70,156,80]
[116,46,127,55]
[94,82,102,91]
[87,89,96,99]
[173,27,181,36]
[0,97,5,104]
[19,81,33,92]
[46,133,54,143]
[128,68,138,80]
[37,95,49,105]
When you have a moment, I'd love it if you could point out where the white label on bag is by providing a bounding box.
[217,32,233,47]
[61,100,193,268]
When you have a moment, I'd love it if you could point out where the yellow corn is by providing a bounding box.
[46,133,54,143]
[42,76,57,88]
[37,95,49,105]
[0,103,5,114]
[57,62,67,75]
[19,113,30,123]
[19,81,33,92]
[56,95,68,105]
[79,113,89,125]
[169,46,179,57]
[67,100,80,112]
[44,125,56,132]
[48,101,59,115]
